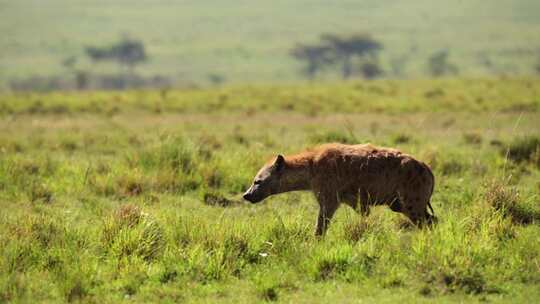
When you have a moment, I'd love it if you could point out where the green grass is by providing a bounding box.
[1,78,540,302]
[1,78,539,115]
[1,0,540,89]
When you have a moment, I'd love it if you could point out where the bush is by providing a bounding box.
[200,189,239,207]
[115,173,146,197]
[391,133,412,144]
[310,245,377,281]
[439,158,465,176]
[439,269,488,294]
[135,137,209,194]
[504,136,540,168]
[343,217,378,244]
[138,137,197,173]
[463,132,483,145]
[102,204,165,261]
[28,182,53,203]
[484,180,540,224]
[427,50,458,77]
[309,130,357,145]
[313,246,354,280]
[152,168,200,194]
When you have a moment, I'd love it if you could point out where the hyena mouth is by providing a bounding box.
[243,193,263,204]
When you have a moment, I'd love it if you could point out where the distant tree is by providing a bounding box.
[290,44,333,79]
[360,62,383,79]
[290,33,383,80]
[86,38,147,74]
[62,56,77,70]
[390,53,411,78]
[320,33,382,79]
[428,50,458,77]
[207,73,225,85]
[74,71,89,90]
[60,56,89,90]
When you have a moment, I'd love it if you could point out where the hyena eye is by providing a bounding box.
[254,180,262,185]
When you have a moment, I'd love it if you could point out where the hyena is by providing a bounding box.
[243,143,436,236]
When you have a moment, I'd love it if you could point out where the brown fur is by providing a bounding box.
[243,143,436,236]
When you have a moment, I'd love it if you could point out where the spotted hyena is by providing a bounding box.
[243,143,436,236]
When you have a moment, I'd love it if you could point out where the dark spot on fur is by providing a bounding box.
[407,206,413,211]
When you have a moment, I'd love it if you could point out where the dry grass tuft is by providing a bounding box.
[343,216,379,243]
[484,179,540,224]
[505,136,540,168]
[102,204,165,261]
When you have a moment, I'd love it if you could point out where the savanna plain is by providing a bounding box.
[1,78,540,303]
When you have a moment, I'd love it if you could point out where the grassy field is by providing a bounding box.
[1,78,540,303]
[1,0,540,88]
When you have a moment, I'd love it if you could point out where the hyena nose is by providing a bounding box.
[243,189,254,202]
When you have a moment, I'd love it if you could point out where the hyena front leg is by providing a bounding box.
[314,190,340,236]
[358,188,371,216]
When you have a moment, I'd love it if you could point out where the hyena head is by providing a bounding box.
[243,155,285,204]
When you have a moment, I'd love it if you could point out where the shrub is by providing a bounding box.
[439,269,488,294]
[139,137,197,173]
[343,217,378,244]
[115,173,146,197]
[102,204,165,261]
[392,133,412,144]
[439,158,465,176]
[504,136,540,168]
[201,189,238,207]
[313,247,354,280]
[59,269,90,302]
[427,50,458,77]
[201,164,224,189]
[199,155,252,194]
[181,231,259,282]
[152,168,200,194]
[28,182,53,203]
[484,180,540,224]
[264,220,311,254]
[136,137,206,194]
[309,130,357,144]
[310,245,377,281]
[59,137,79,152]
[259,286,278,302]
[463,132,483,145]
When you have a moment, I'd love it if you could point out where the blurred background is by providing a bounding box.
[1,0,540,91]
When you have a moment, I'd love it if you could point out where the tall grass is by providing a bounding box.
[0,81,539,302]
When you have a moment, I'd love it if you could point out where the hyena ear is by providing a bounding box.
[274,154,285,171]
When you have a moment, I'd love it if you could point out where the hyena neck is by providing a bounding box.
[279,153,313,192]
